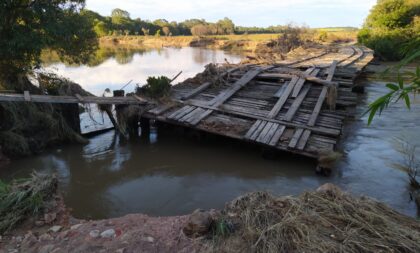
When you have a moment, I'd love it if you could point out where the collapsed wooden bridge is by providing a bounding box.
[144,45,374,158]
[0,45,373,160]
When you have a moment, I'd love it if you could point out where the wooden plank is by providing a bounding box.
[179,107,203,122]
[250,121,267,141]
[209,68,265,107]
[296,130,311,150]
[244,120,262,139]
[148,104,174,115]
[308,87,328,126]
[181,82,212,100]
[267,77,298,118]
[292,68,314,98]
[273,81,289,98]
[268,125,286,146]
[23,91,31,102]
[284,84,311,121]
[0,93,147,105]
[167,105,192,119]
[75,94,84,103]
[189,109,213,125]
[289,128,304,149]
[308,61,338,126]
[261,123,279,144]
[256,122,274,143]
[173,106,196,120]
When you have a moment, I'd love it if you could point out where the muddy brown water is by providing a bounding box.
[1,48,419,219]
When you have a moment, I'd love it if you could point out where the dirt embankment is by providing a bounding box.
[100,36,265,53]
[1,183,419,253]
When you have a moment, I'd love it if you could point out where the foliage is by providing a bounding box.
[366,50,420,125]
[140,76,171,99]
[0,173,57,234]
[358,0,420,60]
[0,0,98,79]
[394,138,420,189]
[206,190,420,253]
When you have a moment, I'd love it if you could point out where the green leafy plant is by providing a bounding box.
[142,76,171,99]
[366,51,420,125]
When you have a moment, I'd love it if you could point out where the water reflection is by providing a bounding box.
[42,47,243,95]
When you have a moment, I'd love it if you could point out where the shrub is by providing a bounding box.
[140,76,171,98]
[358,0,420,60]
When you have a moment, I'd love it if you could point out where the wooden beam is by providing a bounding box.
[180,82,212,100]
[23,91,31,102]
[0,93,148,105]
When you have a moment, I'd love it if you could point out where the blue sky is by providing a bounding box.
[86,0,377,28]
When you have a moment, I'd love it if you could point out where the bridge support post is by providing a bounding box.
[140,117,150,139]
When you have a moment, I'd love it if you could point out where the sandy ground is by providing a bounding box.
[0,214,202,253]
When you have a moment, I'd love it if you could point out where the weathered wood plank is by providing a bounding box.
[296,129,311,150]
[167,105,192,119]
[289,128,304,148]
[267,77,298,118]
[189,109,213,125]
[269,125,286,146]
[256,122,274,143]
[284,84,311,121]
[250,121,267,141]
[262,123,279,144]
[244,120,262,139]
[23,91,31,102]
[292,68,314,97]
[0,93,148,105]
[181,82,212,100]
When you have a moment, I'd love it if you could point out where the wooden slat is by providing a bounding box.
[256,122,274,143]
[0,93,147,105]
[244,120,262,139]
[167,105,191,119]
[209,68,265,107]
[173,106,196,120]
[148,104,174,115]
[269,125,286,146]
[181,82,212,100]
[261,123,279,144]
[292,68,314,97]
[267,77,298,118]
[250,121,267,141]
[179,107,203,122]
[289,128,304,148]
[189,109,213,125]
[284,84,311,121]
[308,61,338,126]
[296,130,311,150]
[23,91,31,102]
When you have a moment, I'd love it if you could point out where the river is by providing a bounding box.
[1,47,419,219]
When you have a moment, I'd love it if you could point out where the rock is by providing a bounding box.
[183,209,213,237]
[39,244,55,253]
[316,183,342,195]
[35,220,45,227]
[15,236,23,242]
[49,225,62,233]
[8,249,18,253]
[70,224,83,230]
[116,249,126,253]
[39,233,54,241]
[89,230,100,238]
[142,236,154,243]
[100,229,116,238]
[44,213,57,224]
[22,232,37,247]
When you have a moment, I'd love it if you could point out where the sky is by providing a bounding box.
[85,0,378,28]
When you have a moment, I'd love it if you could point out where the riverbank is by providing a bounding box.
[1,183,419,253]
[99,31,357,53]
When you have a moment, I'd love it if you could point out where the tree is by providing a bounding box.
[191,24,211,36]
[162,27,171,36]
[0,0,97,82]
[93,20,109,37]
[217,17,235,34]
[358,0,420,60]
[141,27,150,36]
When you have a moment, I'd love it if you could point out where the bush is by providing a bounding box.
[358,0,420,60]
[139,76,171,99]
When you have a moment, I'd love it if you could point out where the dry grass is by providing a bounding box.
[206,189,420,253]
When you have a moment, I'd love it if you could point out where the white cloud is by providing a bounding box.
[86,0,377,27]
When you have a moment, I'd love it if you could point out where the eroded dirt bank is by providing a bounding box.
[1,183,419,253]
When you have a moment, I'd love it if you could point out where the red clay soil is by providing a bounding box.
[0,214,202,253]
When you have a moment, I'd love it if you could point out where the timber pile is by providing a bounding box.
[145,45,374,159]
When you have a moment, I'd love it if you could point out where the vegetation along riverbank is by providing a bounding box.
[1,0,420,252]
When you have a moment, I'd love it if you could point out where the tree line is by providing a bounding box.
[81,8,299,37]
